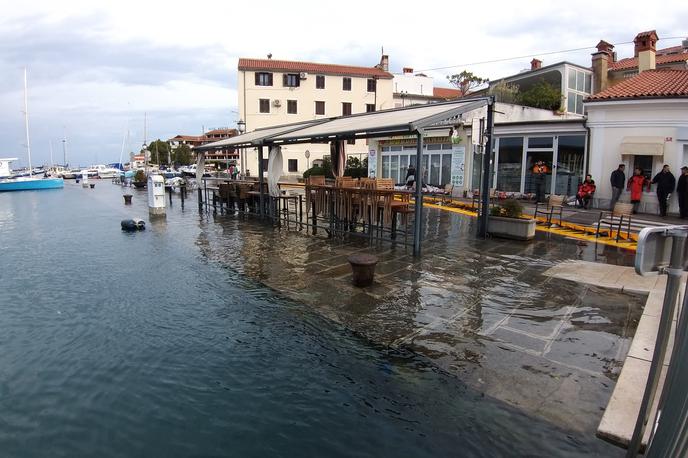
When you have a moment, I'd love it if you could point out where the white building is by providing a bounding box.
[237,56,394,177]
[586,69,688,213]
[370,102,587,195]
[392,67,461,107]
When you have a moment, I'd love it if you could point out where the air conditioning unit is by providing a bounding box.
[299,72,308,80]
[272,99,282,107]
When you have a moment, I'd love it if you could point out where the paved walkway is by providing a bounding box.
[546,260,684,450]
[199,206,643,447]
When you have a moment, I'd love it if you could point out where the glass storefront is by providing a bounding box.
[496,137,523,192]
[380,143,453,186]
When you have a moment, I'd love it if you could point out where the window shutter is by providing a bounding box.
[283,74,288,86]
[255,73,260,85]
[268,73,273,86]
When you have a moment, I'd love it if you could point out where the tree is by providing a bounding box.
[518,79,562,111]
[303,156,333,179]
[147,139,171,165]
[447,71,489,96]
[489,81,520,104]
[172,144,193,166]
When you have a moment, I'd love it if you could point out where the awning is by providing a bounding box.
[268,98,488,144]
[620,136,665,156]
[194,119,327,151]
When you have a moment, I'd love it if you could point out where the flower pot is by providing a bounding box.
[488,216,536,241]
[133,181,146,189]
[348,254,379,287]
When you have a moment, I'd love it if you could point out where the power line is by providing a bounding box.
[416,36,687,73]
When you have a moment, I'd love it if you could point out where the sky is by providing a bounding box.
[0,0,686,167]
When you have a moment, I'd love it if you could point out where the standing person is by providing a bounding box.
[532,160,548,203]
[576,174,596,209]
[652,164,676,217]
[405,164,416,189]
[677,166,688,218]
[609,164,625,210]
[627,168,650,214]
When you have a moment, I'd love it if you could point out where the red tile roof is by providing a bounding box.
[610,51,688,71]
[205,128,237,136]
[238,58,393,79]
[433,87,462,99]
[586,70,688,101]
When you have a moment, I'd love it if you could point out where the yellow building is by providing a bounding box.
[237,56,394,177]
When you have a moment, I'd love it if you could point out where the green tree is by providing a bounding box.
[303,156,332,179]
[172,144,193,166]
[447,71,489,96]
[489,81,520,104]
[518,79,562,111]
[148,139,171,165]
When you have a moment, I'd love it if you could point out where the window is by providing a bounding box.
[347,139,356,145]
[316,75,325,89]
[283,73,300,87]
[496,137,523,192]
[259,99,270,113]
[367,78,377,92]
[315,101,325,115]
[255,72,273,86]
[528,137,553,149]
[261,158,269,171]
[634,155,654,181]
[288,159,298,172]
[287,100,297,114]
[342,102,352,116]
[366,104,376,113]
[343,77,352,91]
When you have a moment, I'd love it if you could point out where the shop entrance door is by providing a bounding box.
[525,151,554,198]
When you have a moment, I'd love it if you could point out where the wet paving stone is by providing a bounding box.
[199,207,642,438]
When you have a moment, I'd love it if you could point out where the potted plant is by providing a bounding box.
[133,169,147,189]
[488,198,536,241]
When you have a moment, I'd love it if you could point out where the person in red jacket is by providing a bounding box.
[576,175,596,209]
[627,167,650,214]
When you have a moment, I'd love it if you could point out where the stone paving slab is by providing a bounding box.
[543,259,683,449]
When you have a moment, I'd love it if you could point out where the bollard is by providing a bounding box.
[348,254,378,287]
[123,194,133,205]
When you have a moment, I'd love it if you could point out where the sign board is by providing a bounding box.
[450,145,466,188]
[635,226,688,276]
[367,148,378,179]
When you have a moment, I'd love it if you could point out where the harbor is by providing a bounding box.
[0,181,646,456]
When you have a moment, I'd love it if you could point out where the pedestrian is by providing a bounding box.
[405,164,416,189]
[651,164,676,217]
[609,163,625,210]
[677,166,688,218]
[627,167,650,214]
[532,160,549,203]
[576,174,596,209]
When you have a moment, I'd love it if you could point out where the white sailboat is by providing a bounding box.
[0,69,63,192]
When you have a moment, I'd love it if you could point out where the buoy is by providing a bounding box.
[121,219,146,231]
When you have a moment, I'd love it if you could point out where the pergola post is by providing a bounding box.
[413,131,424,256]
[477,97,495,238]
[258,145,265,217]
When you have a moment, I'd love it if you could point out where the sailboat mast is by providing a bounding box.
[62,128,67,167]
[49,140,54,167]
[23,68,32,174]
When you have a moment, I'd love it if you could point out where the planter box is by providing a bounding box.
[488,216,536,241]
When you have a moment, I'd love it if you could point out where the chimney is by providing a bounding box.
[378,55,389,72]
[402,67,413,74]
[634,30,658,72]
[591,40,614,94]
[530,58,542,70]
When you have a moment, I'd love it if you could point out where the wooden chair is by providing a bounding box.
[471,188,496,209]
[534,194,565,226]
[435,183,454,204]
[376,178,394,190]
[597,202,634,242]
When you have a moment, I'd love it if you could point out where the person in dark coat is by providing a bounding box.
[652,164,676,217]
[609,164,625,210]
[677,166,688,218]
[405,164,416,188]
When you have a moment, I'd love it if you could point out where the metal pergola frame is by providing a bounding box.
[195,97,496,255]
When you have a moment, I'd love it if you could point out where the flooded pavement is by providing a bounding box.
[200,205,644,439]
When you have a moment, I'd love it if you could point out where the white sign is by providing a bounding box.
[368,148,378,179]
[471,119,481,145]
[451,145,466,188]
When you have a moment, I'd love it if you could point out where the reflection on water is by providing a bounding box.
[0,184,625,457]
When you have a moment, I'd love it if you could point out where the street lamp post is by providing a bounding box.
[237,119,246,174]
